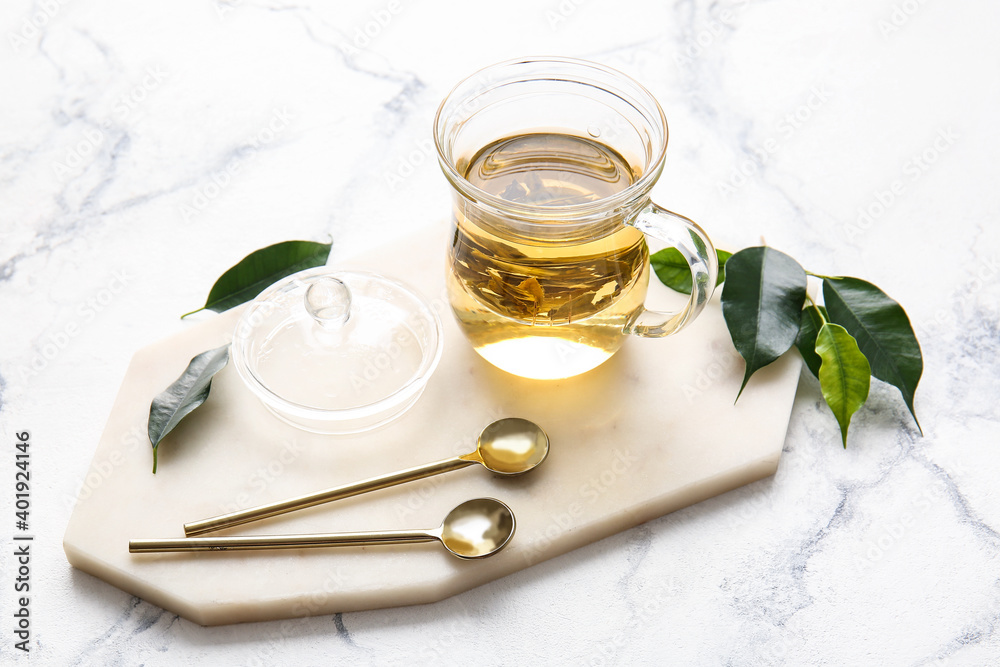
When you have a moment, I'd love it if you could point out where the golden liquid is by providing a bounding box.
[447,133,649,380]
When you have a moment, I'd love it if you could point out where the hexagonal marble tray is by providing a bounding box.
[63,226,800,625]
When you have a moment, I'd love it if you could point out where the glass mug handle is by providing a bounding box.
[624,203,719,338]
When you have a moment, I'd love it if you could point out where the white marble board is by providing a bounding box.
[62,226,800,625]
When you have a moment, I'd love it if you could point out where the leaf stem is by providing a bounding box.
[804,294,829,325]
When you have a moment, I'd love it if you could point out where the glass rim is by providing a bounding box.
[433,56,669,219]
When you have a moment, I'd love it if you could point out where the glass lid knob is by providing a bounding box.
[305,276,352,330]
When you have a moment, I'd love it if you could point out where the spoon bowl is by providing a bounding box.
[439,497,516,559]
[471,417,550,475]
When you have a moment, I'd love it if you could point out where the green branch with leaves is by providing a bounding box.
[653,246,923,446]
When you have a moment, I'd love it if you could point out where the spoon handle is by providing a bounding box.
[183,455,476,536]
[131,529,436,553]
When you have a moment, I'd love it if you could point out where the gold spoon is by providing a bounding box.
[132,498,515,560]
[183,418,548,536]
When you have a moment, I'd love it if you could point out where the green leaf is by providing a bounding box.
[651,248,732,295]
[182,240,332,317]
[796,305,829,379]
[815,323,871,447]
[822,276,923,432]
[148,345,230,473]
[721,247,807,399]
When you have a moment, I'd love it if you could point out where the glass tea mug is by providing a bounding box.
[434,57,718,380]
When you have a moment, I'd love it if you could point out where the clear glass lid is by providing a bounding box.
[231,268,443,431]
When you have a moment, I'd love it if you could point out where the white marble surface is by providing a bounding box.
[1,0,998,664]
